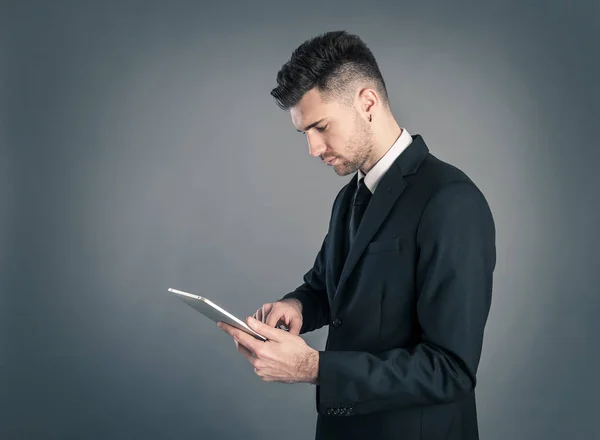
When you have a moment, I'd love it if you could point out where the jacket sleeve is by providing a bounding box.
[279,187,347,333]
[316,181,496,415]
[280,231,331,333]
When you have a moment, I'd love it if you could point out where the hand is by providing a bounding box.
[217,316,319,384]
[253,299,303,335]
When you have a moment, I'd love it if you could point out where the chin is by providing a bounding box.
[329,157,355,176]
[334,164,355,177]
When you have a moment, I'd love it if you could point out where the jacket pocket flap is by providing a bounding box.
[366,237,401,253]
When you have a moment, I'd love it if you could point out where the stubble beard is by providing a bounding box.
[333,116,374,177]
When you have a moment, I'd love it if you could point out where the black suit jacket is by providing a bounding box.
[282,135,496,440]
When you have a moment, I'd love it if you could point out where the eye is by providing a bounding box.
[300,124,328,135]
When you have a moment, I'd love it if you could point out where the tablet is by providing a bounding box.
[168,288,267,341]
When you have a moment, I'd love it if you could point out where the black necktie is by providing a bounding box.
[348,177,372,246]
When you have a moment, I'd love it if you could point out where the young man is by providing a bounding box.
[218,30,496,440]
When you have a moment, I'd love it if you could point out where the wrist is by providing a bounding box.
[305,349,319,385]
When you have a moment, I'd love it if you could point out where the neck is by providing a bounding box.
[360,115,402,174]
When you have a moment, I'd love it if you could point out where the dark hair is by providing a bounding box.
[270,30,389,111]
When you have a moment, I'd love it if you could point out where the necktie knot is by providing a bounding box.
[353,178,371,205]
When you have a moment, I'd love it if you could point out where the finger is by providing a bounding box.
[235,340,254,361]
[247,316,285,342]
[261,303,273,323]
[288,318,302,336]
[233,327,262,354]
[265,307,285,329]
[254,308,262,321]
[217,321,236,337]
[279,315,291,331]
[218,322,257,350]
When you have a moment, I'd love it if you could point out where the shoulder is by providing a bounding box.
[409,150,493,222]
[407,148,492,209]
[416,152,476,193]
[415,156,495,241]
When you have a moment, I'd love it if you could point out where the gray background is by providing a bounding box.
[2,0,598,439]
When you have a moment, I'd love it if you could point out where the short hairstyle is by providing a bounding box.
[270,30,390,111]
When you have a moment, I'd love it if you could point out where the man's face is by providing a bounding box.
[290,88,374,176]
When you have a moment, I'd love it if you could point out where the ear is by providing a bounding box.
[357,87,378,115]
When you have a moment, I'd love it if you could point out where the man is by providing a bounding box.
[218,30,496,440]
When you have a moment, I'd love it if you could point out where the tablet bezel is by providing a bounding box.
[168,288,267,341]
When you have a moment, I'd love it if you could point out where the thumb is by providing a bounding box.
[247,316,283,341]
[288,318,302,336]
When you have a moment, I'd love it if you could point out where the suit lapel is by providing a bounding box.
[330,135,429,309]
[333,164,407,302]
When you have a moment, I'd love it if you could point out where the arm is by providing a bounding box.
[279,188,347,334]
[316,181,496,415]
[280,231,331,334]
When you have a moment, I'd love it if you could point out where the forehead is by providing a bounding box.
[290,88,339,130]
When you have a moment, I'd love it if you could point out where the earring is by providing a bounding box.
[368,114,372,122]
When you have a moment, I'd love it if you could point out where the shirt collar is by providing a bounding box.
[357,128,412,193]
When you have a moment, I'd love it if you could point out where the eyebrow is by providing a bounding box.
[296,118,327,133]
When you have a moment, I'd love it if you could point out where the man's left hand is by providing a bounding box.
[217,316,319,384]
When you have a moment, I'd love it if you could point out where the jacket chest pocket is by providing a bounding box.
[360,236,407,292]
[363,236,415,337]
[366,237,402,254]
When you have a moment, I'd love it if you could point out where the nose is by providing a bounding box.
[306,133,326,157]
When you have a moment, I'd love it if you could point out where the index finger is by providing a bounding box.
[217,322,261,351]
[265,308,285,329]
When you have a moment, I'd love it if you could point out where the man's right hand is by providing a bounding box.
[253,299,303,336]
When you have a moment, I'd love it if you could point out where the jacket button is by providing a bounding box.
[332,318,342,327]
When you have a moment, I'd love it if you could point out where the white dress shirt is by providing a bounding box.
[357,127,412,193]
